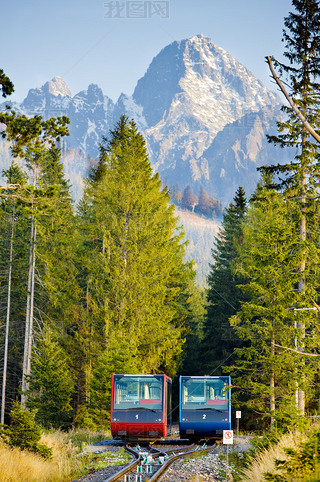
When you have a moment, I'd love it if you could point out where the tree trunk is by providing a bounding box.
[270,374,275,426]
[1,212,14,425]
[270,325,275,426]
[297,131,307,415]
[26,223,36,383]
[21,217,36,408]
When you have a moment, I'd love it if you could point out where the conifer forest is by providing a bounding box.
[2,0,320,437]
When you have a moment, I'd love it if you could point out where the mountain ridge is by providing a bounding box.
[0,34,290,282]
[0,34,284,207]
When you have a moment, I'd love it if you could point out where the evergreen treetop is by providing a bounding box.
[202,186,247,375]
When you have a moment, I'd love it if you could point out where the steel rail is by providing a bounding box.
[148,443,216,481]
[103,445,141,482]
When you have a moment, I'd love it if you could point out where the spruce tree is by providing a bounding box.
[77,116,194,425]
[0,163,29,422]
[36,145,76,326]
[0,69,14,98]
[180,283,206,376]
[181,186,197,211]
[26,327,74,429]
[195,186,211,217]
[228,177,320,428]
[202,187,247,375]
[262,0,320,415]
[28,146,80,424]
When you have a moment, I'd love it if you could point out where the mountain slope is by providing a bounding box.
[137,35,280,189]
[0,35,290,282]
[0,34,283,206]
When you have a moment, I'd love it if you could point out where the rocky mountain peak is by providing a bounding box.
[1,34,285,209]
[42,76,72,97]
[133,39,186,127]
[134,35,278,133]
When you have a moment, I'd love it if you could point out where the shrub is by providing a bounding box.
[1,401,52,459]
[264,429,320,480]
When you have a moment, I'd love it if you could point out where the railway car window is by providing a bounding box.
[166,379,172,427]
[113,376,163,410]
[181,377,230,410]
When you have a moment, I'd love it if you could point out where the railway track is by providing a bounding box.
[104,441,217,482]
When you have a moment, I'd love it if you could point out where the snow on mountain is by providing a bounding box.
[67,84,113,157]
[21,77,72,115]
[139,35,280,190]
[113,93,147,132]
[0,35,284,206]
[3,79,114,160]
[202,106,294,204]
[42,76,73,97]
[133,39,187,126]
[0,35,291,282]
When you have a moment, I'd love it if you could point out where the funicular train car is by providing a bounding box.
[111,374,172,440]
[179,375,231,439]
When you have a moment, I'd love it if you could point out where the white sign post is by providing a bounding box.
[223,430,233,481]
[223,429,233,444]
[236,411,241,435]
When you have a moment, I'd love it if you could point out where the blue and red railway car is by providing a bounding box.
[111,374,172,440]
[179,375,231,439]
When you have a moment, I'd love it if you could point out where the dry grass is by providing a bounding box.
[0,428,110,482]
[239,432,305,482]
[0,442,68,482]
[43,428,110,454]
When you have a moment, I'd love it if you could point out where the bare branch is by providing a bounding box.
[272,342,320,357]
[310,298,320,314]
[0,184,24,190]
[0,184,34,203]
[266,56,320,144]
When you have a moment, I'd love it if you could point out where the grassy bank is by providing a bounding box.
[0,428,111,482]
[239,432,302,481]
[230,427,320,481]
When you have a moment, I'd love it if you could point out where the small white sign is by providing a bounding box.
[223,429,233,444]
[236,411,241,419]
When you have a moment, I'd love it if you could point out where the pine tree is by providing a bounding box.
[181,186,198,211]
[0,74,78,419]
[76,116,194,425]
[228,178,319,428]
[202,187,247,375]
[36,145,76,325]
[0,163,29,422]
[195,186,210,217]
[180,284,206,376]
[0,69,14,98]
[26,327,74,429]
[261,0,320,415]
[1,401,52,458]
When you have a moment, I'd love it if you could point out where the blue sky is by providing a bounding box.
[2,0,293,103]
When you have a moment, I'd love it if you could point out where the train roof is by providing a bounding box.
[113,373,171,379]
[180,375,231,380]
